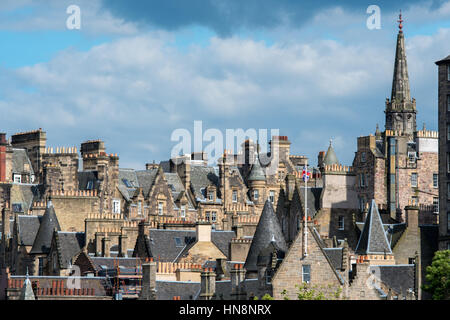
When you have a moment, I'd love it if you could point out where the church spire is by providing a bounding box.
[391,11,411,102]
[385,12,417,136]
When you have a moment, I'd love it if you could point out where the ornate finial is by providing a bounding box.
[329,139,333,147]
[398,10,403,32]
[423,123,426,131]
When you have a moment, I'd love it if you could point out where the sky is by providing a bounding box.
[1,0,450,169]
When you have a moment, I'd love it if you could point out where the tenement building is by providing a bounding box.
[436,54,450,250]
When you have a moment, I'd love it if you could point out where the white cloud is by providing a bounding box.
[1,4,450,168]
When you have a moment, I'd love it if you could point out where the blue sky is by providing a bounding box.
[1,0,450,169]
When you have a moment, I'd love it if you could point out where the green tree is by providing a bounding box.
[281,284,343,300]
[423,250,450,300]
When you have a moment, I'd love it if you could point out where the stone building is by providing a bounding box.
[436,54,450,251]
[353,16,439,224]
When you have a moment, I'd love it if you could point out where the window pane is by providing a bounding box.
[433,174,439,188]
[448,95,450,111]
[433,198,439,214]
[411,173,417,187]
[302,265,311,283]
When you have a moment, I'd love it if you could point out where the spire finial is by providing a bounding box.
[329,138,333,147]
[398,10,403,32]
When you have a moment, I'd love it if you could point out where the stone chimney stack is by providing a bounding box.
[139,258,157,300]
[199,268,216,300]
[230,263,246,300]
[196,221,212,242]
[101,235,110,257]
[118,234,128,257]
[405,202,419,230]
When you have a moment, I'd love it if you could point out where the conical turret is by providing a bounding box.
[30,200,61,254]
[244,200,287,277]
[323,140,339,166]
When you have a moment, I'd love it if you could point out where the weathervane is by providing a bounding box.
[398,10,403,32]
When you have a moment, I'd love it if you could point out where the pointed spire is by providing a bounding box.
[391,11,411,102]
[30,200,61,254]
[244,200,287,273]
[323,139,339,166]
[355,200,392,255]
[20,270,35,300]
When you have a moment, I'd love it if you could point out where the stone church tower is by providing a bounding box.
[385,13,417,139]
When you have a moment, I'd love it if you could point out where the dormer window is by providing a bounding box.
[158,202,164,215]
[86,180,94,190]
[180,205,186,218]
[138,201,142,215]
[13,174,21,184]
[254,189,259,200]
[208,191,214,201]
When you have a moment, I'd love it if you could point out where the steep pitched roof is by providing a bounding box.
[135,168,158,197]
[142,229,235,262]
[30,201,61,254]
[323,142,339,166]
[12,148,34,175]
[189,166,219,200]
[17,215,42,246]
[244,200,287,272]
[55,232,85,269]
[355,200,392,255]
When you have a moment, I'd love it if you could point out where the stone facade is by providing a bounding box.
[436,55,450,250]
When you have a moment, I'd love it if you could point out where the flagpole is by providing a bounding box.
[304,165,308,257]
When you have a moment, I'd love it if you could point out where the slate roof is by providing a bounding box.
[30,201,61,254]
[118,169,139,201]
[248,155,266,181]
[323,248,343,270]
[55,232,85,269]
[244,200,287,272]
[13,184,43,213]
[323,143,339,166]
[355,222,407,250]
[17,215,42,246]
[145,229,235,262]
[369,264,415,297]
[214,279,260,300]
[12,148,34,175]
[355,200,392,255]
[156,280,201,300]
[299,187,322,218]
[165,172,195,209]
[77,171,100,190]
[136,168,158,197]
[435,54,450,65]
[189,166,219,200]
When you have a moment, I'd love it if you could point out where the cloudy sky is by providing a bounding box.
[1,0,450,169]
